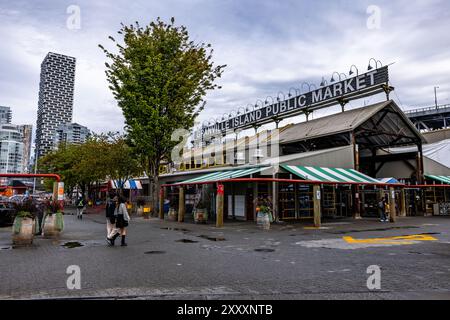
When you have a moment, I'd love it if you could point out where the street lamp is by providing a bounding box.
[276,91,286,101]
[265,96,275,106]
[288,87,299,97]
[368,58,382,70]
[349,64,359,76]
[434,86,440,109]
[330,72,347,83]
[254,100,264,110]
[301,82,311,93]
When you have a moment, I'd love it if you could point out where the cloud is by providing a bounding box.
[0,0,449,140]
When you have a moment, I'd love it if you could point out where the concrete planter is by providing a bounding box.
[43,212,64,239]
[257,213,270,230]
[194,208,207,224]
[12,217,35,246]
[168,208,178,221]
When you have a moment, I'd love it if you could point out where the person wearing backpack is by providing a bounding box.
[76,196,86,220]
[107,196,130,246]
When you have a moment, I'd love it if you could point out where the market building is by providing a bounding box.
[139,62,450,225]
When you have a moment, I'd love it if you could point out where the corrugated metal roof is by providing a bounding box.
[279,100,424,145]
[280,101,391,143]
[281,165,381,183]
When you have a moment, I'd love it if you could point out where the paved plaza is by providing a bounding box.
[0,208,449,300]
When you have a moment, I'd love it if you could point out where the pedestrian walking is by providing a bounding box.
[378,198,386,222]
[105,192,117,237]
[384,199,390,222]
[107,196,130,246]
[76,196,86,220]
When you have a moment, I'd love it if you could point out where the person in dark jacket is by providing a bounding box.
[105,192,117,237]
[107,196,130,246]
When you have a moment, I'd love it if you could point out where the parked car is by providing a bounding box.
[0,202,16,227]
[8,195,26,203]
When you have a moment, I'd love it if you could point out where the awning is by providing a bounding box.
[281,165,380,183]
[110,179,143,190]
[378,177,400,184]
[425,175,450,184]
[180,167,269,184]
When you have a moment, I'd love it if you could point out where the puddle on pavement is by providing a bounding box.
[161,227,190,233]
[176,239,198,243]
[144,251,166,254]
[198,235,226,241]
[330,226,420,234]
[255,248,275,253]
[419,232,441,235]
[62,241,84,249]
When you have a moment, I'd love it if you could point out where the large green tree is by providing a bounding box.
[99,17,225,209]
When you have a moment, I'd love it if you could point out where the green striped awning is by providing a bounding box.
[281,165,380,183]
[180,167,269,184]
[425,175,450,184]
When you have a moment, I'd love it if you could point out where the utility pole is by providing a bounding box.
[434,86,439,109]
[32,151,38,194]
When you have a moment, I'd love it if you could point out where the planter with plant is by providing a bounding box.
[43,200,64,239]
[256,198,273,230]
[12,199,38,246]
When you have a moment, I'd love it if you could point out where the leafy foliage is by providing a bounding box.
[99,17,225,206]
[39,133,142,196]
[12,199,39,219]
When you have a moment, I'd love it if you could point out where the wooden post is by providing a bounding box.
[178,186,185,222]
[159,187,164,219]
[313,185,321,228]
[389,187,396,223]
[272,179,279,222]
[353,185,361,219]
[216,183,224,228]
[400,188,407,217]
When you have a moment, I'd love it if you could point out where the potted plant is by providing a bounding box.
[12,199,38,246]
[256,197,273,230]
[193,198,208,224]
[42,200,64,239]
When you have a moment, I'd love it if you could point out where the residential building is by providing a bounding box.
[54,122,89,148]
[19,125,32,172]
[0,124,24,174]
[0,106,12,124]
[35,52,76,159]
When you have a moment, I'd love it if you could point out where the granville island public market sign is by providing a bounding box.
[202,66,389,135]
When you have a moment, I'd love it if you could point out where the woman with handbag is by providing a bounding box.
[107,196,130,246]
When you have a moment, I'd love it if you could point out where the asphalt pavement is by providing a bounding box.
[0,208,449,300]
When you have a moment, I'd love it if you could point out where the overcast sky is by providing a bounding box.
[1,0,449,138]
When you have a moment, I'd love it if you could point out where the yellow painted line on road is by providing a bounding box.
[343,234,437,245]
